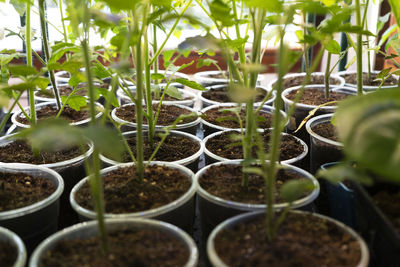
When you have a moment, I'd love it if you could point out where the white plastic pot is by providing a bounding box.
[194,70,265,87]
[338,70,399,92]
[0,226,26,267]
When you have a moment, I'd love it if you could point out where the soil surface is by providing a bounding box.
[312,122,338,142]
[286,88,349,106]
[202,86,268,103]
[115,104,197,125]
[0,139,86,164]
[75,165,191,213]
[0,241,17,267]
[104,134,199,163]
[203,105,273,129]
[279,75,341,89]
[214,212,362,267]
[0,172,55,211]
[199,165,309,204]
[343,72,398,86]
[40,228,190,267]
[372,187,400,233]
[16,104,90,125]
[206,71,229,79]
[206,131,304,161]
[36,83,89,98]
[123,90,193,102]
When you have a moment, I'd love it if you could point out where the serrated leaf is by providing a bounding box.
[164,86,182,100]
[96,87,119,107]
[196,58,218,68]
[33,77,50,90]
[388,39,400,55]
[8,65,38,76]
[174,78,206,91]
[280,179,315,203]
[325,39,341,54]
[61,95,87,111]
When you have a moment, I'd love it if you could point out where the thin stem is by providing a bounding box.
[26,2,36,125]
[325,52,332,99]
[355,0,363,95]
[58,0,68,43]
[144,26,155,146]
[0,92,23,133]
[232,0,248,86]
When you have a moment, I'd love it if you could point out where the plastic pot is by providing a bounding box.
[193,70,265,87]
[195,160,320,240]
[119,70,189,88]
[207,210,369,267]
[54,70,71,84]
[70,161,196,233]
[117,85,197,107]
[0,163,64,252]
[111,103,201,135]
[199,84,274,109]
[200,103,286,137]
[29,218,198,267]
[0,226,26,267]
[11,102,104,130]
[338,70,399,92]
[267,72,345,91]
[100,130,204,173]
[203,130,308,169]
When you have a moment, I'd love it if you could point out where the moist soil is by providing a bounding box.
[203,105,273,129]
[372,186,400,233]
[115,104,197,125]
[286,88,349,106]
[36,84,89,98]
[40,228,190,267]
[16,104,90,125]
[0,139,85,164]
[280,75,341,89]
[202,86,268,103]
[0,241,17,267]
[0,172,55,211]
[206,71,229,79]
[312,122,338,142]
[214,212,361,267]
[199,165,310,204]
[105,134,199,163]
[75,165,191,213]
[124,90,193,102]
[206,131,303,161]
[343,72,398,86]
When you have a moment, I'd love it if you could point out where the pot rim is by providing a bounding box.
[306,113,343,147]
[70,161,196,220]
[195,160,319,211]
[119,70,190,87]
[207,209,369,267]
[29,217,198,267]
[337,70,399,90]
[203,130,308,165]
[320,162,352,192]
[99,130,205,166]
[200,103,287,132]
[11,101,104,128]
[199,84,274,107]
[267,71,346,91]
[0,163,64,220]
[111,103,201,130]
[0,226,27,267]
[194,70,265,84]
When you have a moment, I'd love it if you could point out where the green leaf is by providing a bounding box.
[98,0,139,11]
[388,39,400,55]
[150,73,166,81]
[49,43,81,64]
[174,78,206,91]
[163,50,175,68]
[96,87,119,107]
[164,86,182,100]
[8,65,38,76]
[33,77,50,90]
[61,95,87,111]
[9,0,26,16]
[243,167,264,176]
[280,179,315,203]
[316,163,373,186]
[92,61,110,79]
[389,0,400,28]
[240,63,266,74]
[209,0,235,27]
[325,39,341,54]
[196,58,218,68]
[242,0,282,12]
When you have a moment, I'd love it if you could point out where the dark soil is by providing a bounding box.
[372,187,400,233]
[75,165,191,213]
[124,90,193,102]
[214,212,362,267]
[0,241,17,267]
[0,139,85,164]
[312,122,338,142]
[206,71,229,79]
[203,105,273,129]
[286,88,349,106]
[115,104,197,125]
[104,134,199,163]
[206,131,304,161]
[36,83,89,98]
[343,72,398,86]
[0,172,55,211]
[16,104,90,125]
[202,86,268,103]
[280,75,341,89]
[199,165,309,204]
[40,228,190,267]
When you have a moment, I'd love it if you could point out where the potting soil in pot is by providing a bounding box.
[75,165,191,213]
[286,88,348,106]
[0,140,86,164]
[36,84,90,98]
[16,105,90,125]
[214,212,361,267]
[312,122,338,141]
[115,104,196,125]
[0,241,17,267]
[199,165,309,204]
[342,72,397,86]
[40,228,189,267]
[206,131,303,161]
[0,172,55,212]
[372,186,400,233]
[203,106,273,129]
[202,86,268,103]
[282,75,341,89]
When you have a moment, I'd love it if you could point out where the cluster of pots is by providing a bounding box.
[2,69,399,266]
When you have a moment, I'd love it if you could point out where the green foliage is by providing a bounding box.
[280,179,315,203]
[8,65,37,76]
[325,39,341,54]
[389,0,400,28]
[209,0,235,27]
[174,78,206,90]
[61,95,87,111]
[163,85,182,99]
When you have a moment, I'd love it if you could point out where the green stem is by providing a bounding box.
[325,52,332,99]
[58,0,68,43]
[26,2,36,125]
[232,0,248,86]
[355,0,363,95]
[39,0,62,110]
[144,27,155,146]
